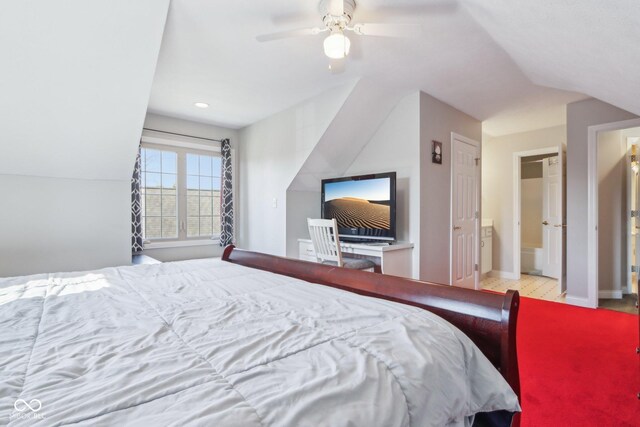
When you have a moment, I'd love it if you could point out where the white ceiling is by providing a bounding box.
[148,0,638,136]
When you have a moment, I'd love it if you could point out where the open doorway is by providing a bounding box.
[520,153,561,279]
[594,126,640,314]
[480,140,567,303]
[513,147,566,298]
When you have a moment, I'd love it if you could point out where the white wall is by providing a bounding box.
[420,93,482,284]
[0,175,130,277]
[0,0,169,277]
[238,84,354,255]
[343,92,421,278]
[566,98,637,301]
[597,130,626,297]
[141,113,239,262]
[482,125,565,276]
[285,191,320,259]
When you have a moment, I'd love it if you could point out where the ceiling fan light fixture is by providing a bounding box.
[323,31,350,59]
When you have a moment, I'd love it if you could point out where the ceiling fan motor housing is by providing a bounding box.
[320,0,356,30]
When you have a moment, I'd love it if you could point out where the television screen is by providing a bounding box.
[321,172,396,241]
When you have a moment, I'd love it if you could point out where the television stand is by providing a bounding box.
[297,239,414,278]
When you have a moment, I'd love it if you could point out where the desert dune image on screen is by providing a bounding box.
[324,178,390,230]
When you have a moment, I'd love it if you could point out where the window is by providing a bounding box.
[141,148,178,239]
[140,143,222,244]
[186,153,221,237]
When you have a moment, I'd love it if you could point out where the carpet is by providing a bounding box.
[517,297,639,426]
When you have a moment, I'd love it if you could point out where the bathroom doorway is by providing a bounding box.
[512,146,566,295]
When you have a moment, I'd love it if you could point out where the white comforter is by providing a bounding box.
[0,258,519,426]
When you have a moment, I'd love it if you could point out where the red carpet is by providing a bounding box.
[517,297,639,426]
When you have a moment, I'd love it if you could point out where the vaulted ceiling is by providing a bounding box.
[148,0,639,136]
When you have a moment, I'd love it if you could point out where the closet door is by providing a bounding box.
[451,136,480,289]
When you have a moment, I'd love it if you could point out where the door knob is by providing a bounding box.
[542,221,549,225]
[453,226,462,230]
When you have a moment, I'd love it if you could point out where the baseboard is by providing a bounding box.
[598,290,623,299]
[488,270,519,280]
[565,295,594,308]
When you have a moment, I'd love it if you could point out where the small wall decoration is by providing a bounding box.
[432,140,442,164]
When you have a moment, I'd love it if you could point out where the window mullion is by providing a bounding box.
[178,150,187,240]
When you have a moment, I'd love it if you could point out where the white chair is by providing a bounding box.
[307,218,380,273]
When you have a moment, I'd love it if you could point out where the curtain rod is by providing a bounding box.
[142,128,226,143]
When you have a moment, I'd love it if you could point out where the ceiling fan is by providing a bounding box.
[256,0,424,68]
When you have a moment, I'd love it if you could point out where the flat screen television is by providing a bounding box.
[321,172,396,242]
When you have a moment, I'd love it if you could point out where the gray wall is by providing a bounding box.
[521,173,543,249]
[419,93,482,284]
[566,99,637,301]
[597,130,626,297]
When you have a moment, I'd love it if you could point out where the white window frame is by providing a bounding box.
[140,131,234,250]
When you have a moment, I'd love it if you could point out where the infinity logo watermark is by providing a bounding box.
[11,399,45,420]
[14,399,42,412]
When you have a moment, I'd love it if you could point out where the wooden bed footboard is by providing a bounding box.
[221,246,521,415]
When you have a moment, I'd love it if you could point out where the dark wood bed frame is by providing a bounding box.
[222,245,521,426]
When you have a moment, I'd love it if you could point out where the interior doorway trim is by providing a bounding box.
[512,146,561,282]
[587,117,640,309]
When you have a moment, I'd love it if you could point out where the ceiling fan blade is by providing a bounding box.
[328,0,344,16]
[351,23,423,38]
[328,58,346,74]
[256,27,323,42]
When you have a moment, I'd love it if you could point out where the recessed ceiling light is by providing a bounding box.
[194,102,209,109]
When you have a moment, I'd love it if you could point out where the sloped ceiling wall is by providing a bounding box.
[0,0,170,180]
[0,0,170,276]
[238,82,356,255]
[463,0,640,117]
[289,78,408,192]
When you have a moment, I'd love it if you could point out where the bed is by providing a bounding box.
[0,246,521,426]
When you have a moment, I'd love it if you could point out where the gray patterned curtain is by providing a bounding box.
[220,139,234,246]
[131,147,144,254]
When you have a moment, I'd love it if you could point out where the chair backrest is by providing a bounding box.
[307,218,343,266]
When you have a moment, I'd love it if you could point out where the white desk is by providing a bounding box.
[298,239,414,278]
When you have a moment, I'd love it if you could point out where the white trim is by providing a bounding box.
[512,146,560,283]
[488,270,519,280]
[145,239,220,250]
[625,137,633,295]
[565,295,593,308]
[598,290,623,299]
[450,132,481,290]
[587,117,640,309]
[138,131,235,248]
[141,134,221,153]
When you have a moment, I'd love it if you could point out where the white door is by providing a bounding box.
[451,136,479,289]
[542,157,562,279]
